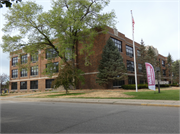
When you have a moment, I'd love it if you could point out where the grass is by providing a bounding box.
[0,94,8,96]
[124,90,179,100]
[39,93,85,98]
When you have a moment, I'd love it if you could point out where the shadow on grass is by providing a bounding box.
[46,93,85,97]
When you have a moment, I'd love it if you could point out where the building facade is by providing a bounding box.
[9,27,170,91]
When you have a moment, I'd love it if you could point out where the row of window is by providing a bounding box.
[12,62,59,78]
[111,37,166,67]
[113,76,136,86]
[11,79,54,90]
[12,53,38,66]
[12,49,59,66]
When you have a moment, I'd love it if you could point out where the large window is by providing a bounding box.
[21,54,27,64]
[127,60,134,72]
[113,80,125,87]
[11,82,17,90]
[163,69,166,76]
[126,45,133,57]
[20,81,27,89]
[31,52,38,62]
[162,60,165,67]
[21,68,27,77]
[31,66,38,76]
[128,76,135,84]
[30,80,38,89]
[46,79,54,88]
[12,69,18,78]
[137,50,141,57]
[110,37,122,52]
[138,63,142,73]
[12,57,18,66]
[46,62,59,73]
[46,48,58,59]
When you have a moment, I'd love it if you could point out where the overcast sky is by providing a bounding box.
[0,0,179,76]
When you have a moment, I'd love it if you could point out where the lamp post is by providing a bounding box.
[156,67,160,93]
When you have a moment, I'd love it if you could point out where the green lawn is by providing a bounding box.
[124,90,180,100]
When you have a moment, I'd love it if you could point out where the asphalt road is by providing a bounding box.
[1,100,179,133]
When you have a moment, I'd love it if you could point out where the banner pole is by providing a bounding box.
[131,10,138,92]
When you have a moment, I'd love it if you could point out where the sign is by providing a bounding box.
[145,63,155,91]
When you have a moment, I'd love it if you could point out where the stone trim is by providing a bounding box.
[10,76,58,82]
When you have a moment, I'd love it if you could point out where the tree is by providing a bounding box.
[0,0,21,8]
[137,39,147,84]
[96,38,127,88]
[166,53,173,84]
[52,62,84,94]
[172,60,180,84]
[1,0,116,91]
[145,46,159,80]
[0,73,9,95]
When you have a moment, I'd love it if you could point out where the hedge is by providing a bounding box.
[122,84,148,90]
[122,84,172,89]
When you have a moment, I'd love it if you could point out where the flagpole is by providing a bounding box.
[131,10,138,92]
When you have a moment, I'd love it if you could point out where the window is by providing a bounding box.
[11,82,17,90]
[20,81,27,89]
[46,48,58,59]
[12,69,18,78]
[128,76,135,84]
[46,62,59,73]
[138,63,142,72]
[162,60,165,67]
[31,52,38,62]
[127,60,134,72]
[21,54,27,64]
[46,79,54,88]
[137,50,141,57]
[163,69,166,76]
[110,37,122,52]
[113,80,125,87]
[21,68,27,77]
[30,80,38,89]
[126,45,133,57]
[31,66,38,76]
[12,57,18,66]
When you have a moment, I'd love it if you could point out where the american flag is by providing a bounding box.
[131,10,135,33]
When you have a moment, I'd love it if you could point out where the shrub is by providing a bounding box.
[171,84,178,87]
[156,84,170,87]
[122,84,148,90]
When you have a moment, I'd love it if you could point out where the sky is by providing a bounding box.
[0,0,179,76]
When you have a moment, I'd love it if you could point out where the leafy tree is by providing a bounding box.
[137,39,147,84]
[1,0,116,91]
[52,62,84,94]
[166,53,173,84]
[172,60,180,84]
[96,38,127,88]
[0,0,21,8]
[0,73,9,95]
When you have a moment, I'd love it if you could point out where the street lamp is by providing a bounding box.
[156,67,160,93]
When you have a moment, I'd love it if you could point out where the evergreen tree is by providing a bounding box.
[145,46,159,79]
[166,53,173,84]
[172,60,180,84]
[137,39,147,84]
[96,38,127,88]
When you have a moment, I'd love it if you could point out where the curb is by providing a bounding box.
[141,103,180,107]
[1,98,179,107]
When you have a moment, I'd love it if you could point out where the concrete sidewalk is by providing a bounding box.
[1,97,180,107]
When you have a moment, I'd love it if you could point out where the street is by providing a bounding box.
[1,100,179,133]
